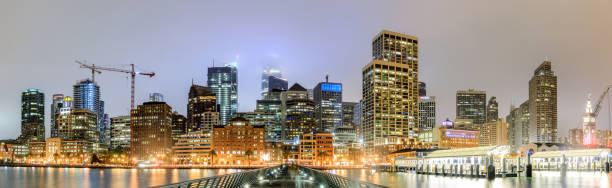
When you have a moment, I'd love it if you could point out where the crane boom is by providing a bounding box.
[593,85,612,117]
[76,60,155,109]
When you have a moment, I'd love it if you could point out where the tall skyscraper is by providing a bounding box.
[583,98,596,146]
[187,84,219,132]
[487,96,499,123]
[362,30,419,154]
[19,89,45,143]
[50,94,64,138]
[283,83,315,141]
[418,96,436,131]
[313,79,343,133]
[456,89,487,125]
[171,111,187,143]
[207,63,237,125]
[130,101,173,161]
[73,79,103,143]
[353,101,363,142]
[57,108,98,142]
[342,102,358,128]
[256,89,283,142]
[261,67,286,98]
[149,93,164,102]
[528,61,558,143]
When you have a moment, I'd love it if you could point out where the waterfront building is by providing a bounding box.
[260,66,284,98]
[568,128,583,146]
[19,89,45,143]
[478,119,509,146]
[313,80,343,133]
[149,93,164,102]
[372,136,437,163]
[456,89,487,125]
[583,98,597,146]
[315,133,334,166]
[264,141,285,164]
[26,141,46,163]
[130,102,173,161]
[212,117,265,165]
[418,96,436,131]
[596,130,612,147]
[73,79,104,143]
[171,131,212,165]
[299,133,316,165]
[57,108,98,143]
[207,63,237,125]
[50,94,64,138]
[528,61,558,143]
[110,115,131,150]
[283,84,315,141]
[433,126,479,149]
[171,112,187,143]
[362,30,420,155]
[187,84,219,133]
[487,97,499,123]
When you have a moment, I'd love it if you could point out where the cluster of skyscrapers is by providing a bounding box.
[7,29,569,165]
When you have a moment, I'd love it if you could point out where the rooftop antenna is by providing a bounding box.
[325,73,329,82]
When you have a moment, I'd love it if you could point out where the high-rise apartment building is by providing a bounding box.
[528,61,558,143]
[187,84,219,133]
[50,94,64,138]
[418,96,436,131]
[362,30,419,154]
[110,115,131,150]
[130,102,173,161]
[207,63,237,125]
[19,89,45,143]
[313,81,343,133]
[487,97,499,123]
[456,89,487,125]
[73,79,103,143]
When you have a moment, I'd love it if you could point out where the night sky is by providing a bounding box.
[1,0,611,139]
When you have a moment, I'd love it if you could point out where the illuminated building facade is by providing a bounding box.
[207,63,237,125]
[261,67,284,98]
[362,30,419,155]
[245,110,277,141]
[583,98,597,146]
[130,102,173,161]
[172,131,212,164]
[57,108,98,143]
[342,102,358,128]
[19,89,45,143]
[148,93,164,102]
[478,119,508,146]
[418,96,436,131]
[433,127,479,149]
[299,133,316,165]
[314,81,343,133]
[256,89,283,142]
[456,89,487,125]
[282,84,315,141]
[212,117,265,165]
[110,115,131,150]
[187,84,219,132]
[528,61,558,143]
[171,112,187,143]
[315,133,334,166]
[50,94,64,138]
[73,79,104,143]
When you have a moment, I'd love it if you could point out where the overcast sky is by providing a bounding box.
[1,0,611,139]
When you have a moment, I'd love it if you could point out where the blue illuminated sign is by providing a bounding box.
[321,83,342,92]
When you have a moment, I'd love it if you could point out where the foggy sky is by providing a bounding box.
[1,0,611,139]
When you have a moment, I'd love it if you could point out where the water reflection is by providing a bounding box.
[327,169,611,188]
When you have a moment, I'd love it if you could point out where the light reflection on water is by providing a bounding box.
[0,167,243,188]
[327,169,612,188]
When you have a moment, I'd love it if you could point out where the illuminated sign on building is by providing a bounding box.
[445,130,476,139]
[321,83,342,92]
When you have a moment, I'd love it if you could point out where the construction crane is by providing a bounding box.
[592,85,612,119]
[76,60,155,109]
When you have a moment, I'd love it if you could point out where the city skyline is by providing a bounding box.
[2,1,612,140]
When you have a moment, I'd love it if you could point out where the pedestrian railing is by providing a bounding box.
[154,166,280,188]
[296,165,389,188]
